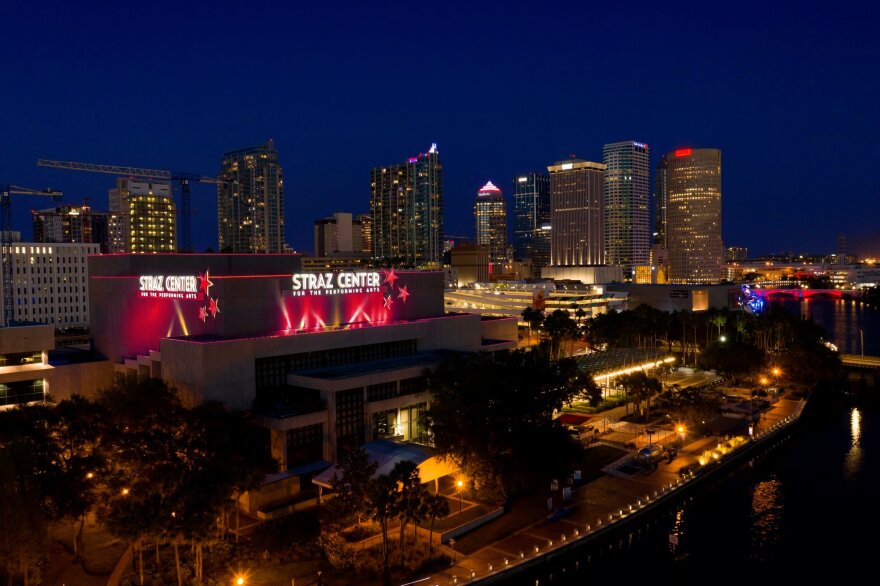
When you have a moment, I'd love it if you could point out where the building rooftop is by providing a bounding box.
[291,350,459,380]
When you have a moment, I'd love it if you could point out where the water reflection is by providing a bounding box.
[845,408,863,480]
[787,298,877,355]
[748,477,783,562]
[668,507,688,560]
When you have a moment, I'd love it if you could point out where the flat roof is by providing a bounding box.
[574,348,672,375]
[291,350,459,380]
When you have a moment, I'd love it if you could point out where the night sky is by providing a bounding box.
[2,1,878,256]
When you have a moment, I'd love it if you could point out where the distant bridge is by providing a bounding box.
[752,288,855,300]
[841,354,880,369]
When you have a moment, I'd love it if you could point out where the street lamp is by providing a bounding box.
[235,577,245,585]
[771,367,781,377]
[457,480,464,513]
[677,425,685,450]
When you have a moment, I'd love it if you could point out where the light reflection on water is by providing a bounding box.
[787,299,879,355]
[846,408,863,480]
[748,477,784,561]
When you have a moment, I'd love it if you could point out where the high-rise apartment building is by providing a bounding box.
[32,204,110,253]
[654,156,668,247]
[603,141,650,279]
[547,159,606,266]
[355,213,371,255]
[218,140,285,253]
[662,148,723,284]
[473,181,508,275]
[314,212,363,256]
[108,178,176,253]
[0,242,99,327]
[512,172,551,271]
[370,144,442,268]
[725,246,748,262]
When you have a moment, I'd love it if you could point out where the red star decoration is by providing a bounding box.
[384,294,394,309]
[397,285,410,303]
[383,268,399,288]
[208,297,221,318]
[198,306,208,323]
[198,269,213,295]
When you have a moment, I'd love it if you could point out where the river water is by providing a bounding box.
[517,299,880,583]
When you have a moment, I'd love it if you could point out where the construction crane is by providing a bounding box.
[1,184,63,326]
[37,159,221,252]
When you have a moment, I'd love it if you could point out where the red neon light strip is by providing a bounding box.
[674,148,693,157]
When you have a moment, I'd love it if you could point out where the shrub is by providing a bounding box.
[318,534,355,570]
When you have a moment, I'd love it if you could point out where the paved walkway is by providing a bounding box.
[425,395,803,584]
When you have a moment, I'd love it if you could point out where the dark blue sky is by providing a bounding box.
[2,1,879,256]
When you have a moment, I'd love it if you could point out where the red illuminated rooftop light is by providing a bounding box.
[478,181,501,194]
[674,148,693,157]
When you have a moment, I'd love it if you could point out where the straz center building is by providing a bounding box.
[89,254,516,507]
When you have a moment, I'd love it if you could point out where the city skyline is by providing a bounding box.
[2,3,879,257]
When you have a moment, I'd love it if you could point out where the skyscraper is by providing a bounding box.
[663,148,722,284]
[314,212,359,256]
[108,178,176,253]
[218,140,284,253]
[32,204,94,245]
[473,181,508,275]
[603,141,650,279]
[370,144,442,268]
[512,172,551,271]
[354,213,371,255]
[547,159,606,266]
[654,156,668,247]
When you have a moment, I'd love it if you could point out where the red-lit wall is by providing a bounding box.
[89,255,445,363]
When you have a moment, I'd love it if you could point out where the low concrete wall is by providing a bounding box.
[441,507,504,543]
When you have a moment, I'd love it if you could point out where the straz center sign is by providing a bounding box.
[289,271,382,297]
[138,270,220,323]
[138,275,201,300]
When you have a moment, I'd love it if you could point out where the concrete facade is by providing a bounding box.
[0,323,54,408]
[83,253,517,512]
[605,283,741,312]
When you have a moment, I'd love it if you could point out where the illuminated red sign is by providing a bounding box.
[674,148,693,157]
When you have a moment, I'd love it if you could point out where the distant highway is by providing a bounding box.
[841,354,880,369]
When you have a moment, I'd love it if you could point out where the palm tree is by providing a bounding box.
[424,494,449,554]
[392,460,425,567]
[521,306,543,346]
[368,473,398,586]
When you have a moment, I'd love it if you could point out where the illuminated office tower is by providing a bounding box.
[218,140,285,253]
[547,158,606,266]
[473,181,508,275]
[108,178,176,253]
[663,148,722,284]
[355,213,372,254]
[512,172,550,271]
[370,144,442,268]
[603,141,650,279]
[654,155,668,247]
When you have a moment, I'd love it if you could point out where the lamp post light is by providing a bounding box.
[457,480,463,514]
[677,425,685,450]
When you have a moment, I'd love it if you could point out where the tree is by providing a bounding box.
[521,306,544,346]
[424,494,449,555]
[368,473,397,586]
[543,310,579,361]
[558,358,602,408]
[426,349,580,498]
[619,372,661,422]
[392,460,425,566]
[331,447,378,527]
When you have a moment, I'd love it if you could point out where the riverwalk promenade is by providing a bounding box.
[424,393,805,585]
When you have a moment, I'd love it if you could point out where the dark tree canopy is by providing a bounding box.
[426,349,580,499]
